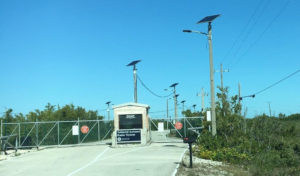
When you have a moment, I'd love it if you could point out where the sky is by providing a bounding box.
[0,0,299,119]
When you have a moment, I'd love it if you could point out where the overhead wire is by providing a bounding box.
[137,74,173,98]
[240,69,300,100]
[220,0,264,64]
[230,0,271,63]
[254,69,300,95]
[230,0,291,69]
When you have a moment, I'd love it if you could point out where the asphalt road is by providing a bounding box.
[0,143,187,176]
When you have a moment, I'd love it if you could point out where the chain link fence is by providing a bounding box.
[0,119,113,149]
[149,117,203,142]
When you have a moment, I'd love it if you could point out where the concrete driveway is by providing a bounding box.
[0,143,187,176]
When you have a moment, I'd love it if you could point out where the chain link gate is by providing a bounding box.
[149,117,203,143]
[0,119,113,149]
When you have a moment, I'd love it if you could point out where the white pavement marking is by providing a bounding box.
[171,148,188,176]
[99,146,146,161]
[66,147,110,176]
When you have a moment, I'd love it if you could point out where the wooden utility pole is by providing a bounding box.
[219,63,229,89]
[238,82,241,115]
[268,102,272,117]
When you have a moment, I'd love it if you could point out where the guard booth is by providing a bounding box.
[111,103,150,147]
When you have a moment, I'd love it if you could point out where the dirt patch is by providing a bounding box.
[176,154,251,176]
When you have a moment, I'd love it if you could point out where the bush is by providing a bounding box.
[194,113,300,175]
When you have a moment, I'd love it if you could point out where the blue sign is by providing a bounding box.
[117,129,141,143]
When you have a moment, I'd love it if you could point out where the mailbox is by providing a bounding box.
[183,136,196,168]
[183,137,196,144]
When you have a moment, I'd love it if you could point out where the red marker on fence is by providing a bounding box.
[81,125,89,134]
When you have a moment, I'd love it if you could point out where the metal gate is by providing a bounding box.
[149,117,203,143]
[0,119,113,149]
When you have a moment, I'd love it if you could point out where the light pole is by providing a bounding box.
[170,83,179,122]
[183,14,220,136]
[181,100,186,116]
[192,104,197,112]
[127,60,141,103]
[106,101,111,121]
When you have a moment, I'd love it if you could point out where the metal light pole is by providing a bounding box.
[166,98,169,119]
[170,83,179,122]
[183,14,220,136]
[106,101,111,121]
[181,100,186,116]
[127,60,141,103]
[193,104,197,112]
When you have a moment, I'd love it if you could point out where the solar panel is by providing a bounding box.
[197,14,220,24]
[170,83,179,88]
[127,60,141,66]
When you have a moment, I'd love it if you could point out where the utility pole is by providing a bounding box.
[217,63,229,89]
[106,101,111,121]
[197,88,208,113]
[127,60,141,103]
[208,21,217,136]
[170,83,179,122]
[238,83,242,115]
[268,102,272,117]
[166,99,169,119]
[183,14,220,136]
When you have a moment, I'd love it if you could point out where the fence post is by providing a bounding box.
[184,118,186,138]
[97,118,100,141]
[57,121,60,145]
[0,120,2,138]
[78,118,80,144]
[18,123,21,148]
[36,119,39,148]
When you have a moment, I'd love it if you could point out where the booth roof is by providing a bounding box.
[112,102,150,109]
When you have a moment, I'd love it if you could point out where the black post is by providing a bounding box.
[189,143,193,168]
[183,137,196,168]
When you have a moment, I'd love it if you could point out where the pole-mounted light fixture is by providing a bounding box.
[106,101,111,121]
[127,60,141,103]
[170,83,179,122]
[183,14,220,136]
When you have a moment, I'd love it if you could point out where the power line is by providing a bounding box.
[137,75,173,98]
[230,0,271,62]
[241,69,300,100]
[230,0,290,69]
[254,69,300,95]
[220,0,264,64]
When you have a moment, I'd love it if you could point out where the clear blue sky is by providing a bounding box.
[0,0,299,118]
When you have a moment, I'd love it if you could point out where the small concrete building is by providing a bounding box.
[111,103,150,147]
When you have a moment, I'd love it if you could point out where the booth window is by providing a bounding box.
[119,114,142,129]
